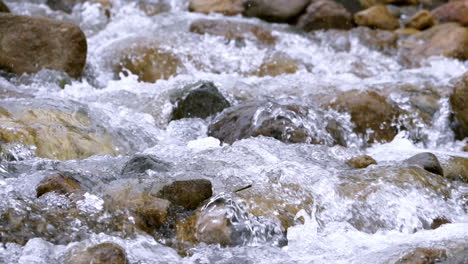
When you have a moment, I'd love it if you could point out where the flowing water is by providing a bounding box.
[1,0,468,263]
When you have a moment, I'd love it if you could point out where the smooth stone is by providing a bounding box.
[121,155,171,175]
[354,5,400,30]
[189,0,244,16]
[404,152,443,176]
[347,155,377,169]
[243,0,310,23]
[297,0,354,31]
[157,179,213,210]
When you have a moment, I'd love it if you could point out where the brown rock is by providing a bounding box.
[0,14,87,78]
[346,155,377,168]
[395,27,420,36]
[189,19,276,45]
[354,5,400,30]
[333,0,363,14]
[405,9,436,30]
[253,52,299,77]
[0,1,9,12]
[327,90,401,143]
[360,0,418,8]
[243,0,310,23]
[450,73,468,139]
[354,27,397,51]
[432,0,468,26]
[189,0,244,16]
[36,173,82,198]
[430,217,450,229]
[463,144,468,152]
[297,0,354,31]
[396,248,447,264]
[67,243,128,264]
[443,156,468,183]
[158,179,212,210]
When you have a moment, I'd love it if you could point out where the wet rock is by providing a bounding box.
[353,27,397,52]
[333,0,363,14]
[157,179,213,210]
[450,73,468,139]
[443,156,468,183]
[297,0,354,31]
[189,0,244,15]
[405,9,436,30]
[138,0,171,16]
[36,173,82,198]
[327,90,401,143]
[189,19,277,45]
[0,14,87,78]
[430,217,450,229]
[432,0,468,26]
[396,248,447,264]
[121,155,171,175]
[66,243,128,264]
[47,0,81,12]
[252,52,299,77]
[0,1,9,12]
[171,81,230,120]
[115,41,182,83]
[360,0,417,8]
[243,0,310,23]
[346,155,377,169]
[463,144,468,152]
[354,5,400,30]
[404,152,443,176]
[0,106,117,160]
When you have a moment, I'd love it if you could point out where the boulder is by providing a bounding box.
[432,0,468,26]
[243,0,311,23]
[252,52,299,77]
[297,0,354,31]
[0,14,87,78]
[157,179,213,210]
[346,155,377,169]
[354,5,400,30]
[121,154,171,175]
[395,248,447,264]
[171,81,231,120]
[36,173,83,198]
[327,90,401,143]
[189,19,277,45]
[66,243,128,264]
[189,0,244,16]
[405,9,436,30]
[450,73,468,139]
[403,152,443,176]
[0,1,9,12]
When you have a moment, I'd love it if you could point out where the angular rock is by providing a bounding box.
[297,0,354,31]
[404,152,443,176]
[243,0,310,23]
[396,248,447,264]
[450,73,468,139]
[189,19,277,45]
[189,0,244,16]
[354,5,400,30]
[66,243,128,264]
[158,179,213,210]
[0,1,9,12]
[36,173,82,198]
[121,155,171,175]
[346,155,377,169]
[171,81,230,120]
[0,14,87,78]
[432,0,468,26]
[405,9,436,30]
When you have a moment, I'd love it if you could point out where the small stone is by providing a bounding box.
[463,145,468,152]
[396,248,447,264]
[158,179,213,210]
[121,155,171,175]
[404,152,443,176]
[243,0,310,23]
[297,0,354,31]
[405,9,436,30]
[67,243,128,264]
[36,173,82,198]
[354,5,400,30]
[430,217,451,229]
[346,155,377,169]
[432,0,468,26]
[189,0,244,16]
[0,1,9,12]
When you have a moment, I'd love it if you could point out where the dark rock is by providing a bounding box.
[189,19,277,45]
[404,152,443,176]
[171,81,230,120]
[450,73,468,139]
[158,179,213,210]
[430,217,451,229]
[121,155,171,175]
[396,248,447,264]
[354,5,400,30]
[67,243,128,264]
[432,0,468,26]
[189,0,244,16]
[0,14,87,78]
[36,173,82,198]
[297,0,353,31]
[346,155,377,169]
[333,0,363,14]
[46,0,82,12]
[0,1,9,12]
[405,9,436,30]
[243,0,311,23]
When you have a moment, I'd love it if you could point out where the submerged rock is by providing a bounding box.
[450,73,468,139]
[121,155,171,175]
[157,179,213,210]
[189,0,244,16]
[243,0,310,23]
[430,217,450,229]
[404,152,443,176]
[171,81,231,120]
[297,0,354,31]
[354,5,400,30]
[431,0,468,26]
[395,248,447,264]
[346,155,377,169]
[66,243,128,264]
[404,9,436,30]
[36,173,83,198]
[0,14,87,78]
[0,1,9,12]
[252,52,299,77]
[353,27,398,52]
[189,19,277,45]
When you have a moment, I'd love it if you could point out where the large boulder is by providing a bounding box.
[297,0,354,31]
[354,5,400,30]
[189,0,244,16]
[432,0,468,26]
[189,19,277,45]
[157,179,213,210]
[243,0,311,23]
[171,81,231,121]
[450,73,468,139]
[0,14,87,78]
[66,243,128,264]
[0,1,9,12]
